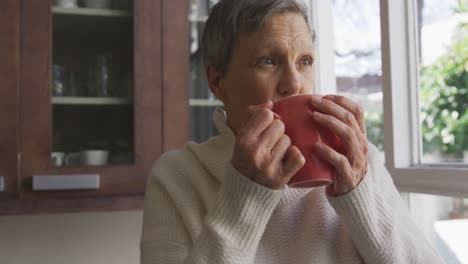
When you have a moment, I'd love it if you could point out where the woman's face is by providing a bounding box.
[209,12,315,132]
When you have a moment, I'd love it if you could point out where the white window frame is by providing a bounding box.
[310,0,337,95]
[381,0,468,197]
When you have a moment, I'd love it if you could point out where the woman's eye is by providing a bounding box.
[257,57,275,65]
[302,57,314,66]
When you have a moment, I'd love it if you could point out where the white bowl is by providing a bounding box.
[53,0,78,8]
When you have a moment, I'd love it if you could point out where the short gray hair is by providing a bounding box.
[201,0,314,76]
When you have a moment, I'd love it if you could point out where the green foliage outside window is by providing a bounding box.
[365,111,384,151]
[420,7,468,157]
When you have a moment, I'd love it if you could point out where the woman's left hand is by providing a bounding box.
[310,94,368,197]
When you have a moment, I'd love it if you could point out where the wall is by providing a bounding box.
[0,210,143,264]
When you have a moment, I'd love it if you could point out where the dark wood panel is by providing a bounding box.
[20,0,53,194]
[0,195,143,215]
[0,0,20,198]
[162,0,190,151]
[134,0,163,176]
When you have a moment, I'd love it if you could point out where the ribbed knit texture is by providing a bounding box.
[141,108,445,264]
[207,163,283,250]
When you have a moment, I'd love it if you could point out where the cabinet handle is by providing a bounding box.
[0,176,4,192]
[33,174,100,191]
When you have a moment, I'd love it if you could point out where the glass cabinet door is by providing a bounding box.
[20,0,163,196]
[188,0,222,143]
[51,0,134,167]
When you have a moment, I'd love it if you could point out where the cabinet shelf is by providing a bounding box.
[52,7,131,17]
[52,97,132,105]
[189,99,223,107]
[52,7,132,36]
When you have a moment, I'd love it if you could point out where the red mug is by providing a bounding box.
[272,94,343,188]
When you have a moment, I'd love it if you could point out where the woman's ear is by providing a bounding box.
[206,64,225,101]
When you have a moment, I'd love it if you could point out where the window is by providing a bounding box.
[380,0,468,197]
[332,0,384,152]
[312,1,468,262]
[310,0,385,153]
[417,0,468,164]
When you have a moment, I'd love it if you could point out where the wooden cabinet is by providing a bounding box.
[0,0,188,215]
[0,0,20,200]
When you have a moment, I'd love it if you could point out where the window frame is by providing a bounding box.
[310,0,337,95]
[380,0,468,197]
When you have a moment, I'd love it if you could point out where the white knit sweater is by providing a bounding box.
[141,108,444,264]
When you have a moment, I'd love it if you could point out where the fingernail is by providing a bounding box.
[310,95,322,105]
[324,94,335,100]
[262,100,273,109]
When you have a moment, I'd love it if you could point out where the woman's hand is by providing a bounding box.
[231,101,305,189]
[310,94,368,197]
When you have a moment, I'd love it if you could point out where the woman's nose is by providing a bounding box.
[277,65,302,97]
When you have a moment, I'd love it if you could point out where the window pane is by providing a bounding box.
[402,192,468,263]
[418,0,468,164]
[332,0,384,152]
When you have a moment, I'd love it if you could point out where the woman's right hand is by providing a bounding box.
[231,101,305,189]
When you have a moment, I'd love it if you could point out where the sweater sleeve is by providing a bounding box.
[141,158,283,264]
[327,143,446,264]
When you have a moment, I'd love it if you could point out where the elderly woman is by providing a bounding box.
[141,0,444,263]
